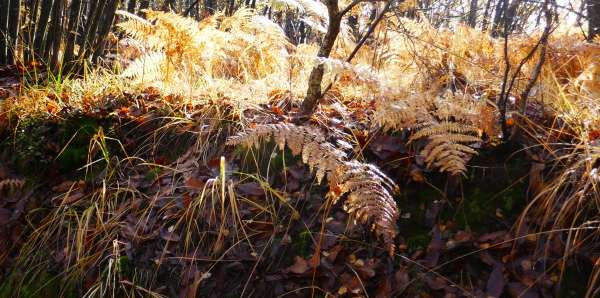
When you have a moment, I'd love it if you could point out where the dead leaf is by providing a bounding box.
[506,282,538,298]
[289,256,308,274]
[485,265,504,297]
[186,178,205,188]
[60,190,84,205]
[52,181,75,192]
[478,231,508,242]
[237,181,265,196]
[375,276,392,298]
[160,229,180,242]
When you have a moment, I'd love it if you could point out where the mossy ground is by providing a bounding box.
[398,144,530,252]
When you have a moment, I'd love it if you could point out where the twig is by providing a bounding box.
[509,0,552,142]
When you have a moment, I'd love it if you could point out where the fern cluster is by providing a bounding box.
[117,9,291,87]
[227,123,400,255]
[374,89,493,176]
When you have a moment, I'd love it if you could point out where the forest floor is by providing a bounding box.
[0,8,600,297]
[0,60,597,298]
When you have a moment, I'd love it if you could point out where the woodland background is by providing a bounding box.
[0,0,600,297]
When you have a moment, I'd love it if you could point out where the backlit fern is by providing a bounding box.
[227,123,400,255]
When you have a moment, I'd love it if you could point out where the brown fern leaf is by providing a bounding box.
[0,178,26,197]
[227,123,400,255]
[409,120,480,176]
[373,92,434,130]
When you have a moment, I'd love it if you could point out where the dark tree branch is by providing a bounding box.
[183,0,201,17]
[510,0,553,141]
[301,0,397,114]
[498,0,554,141]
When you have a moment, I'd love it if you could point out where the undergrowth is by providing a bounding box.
[0,6,599,298]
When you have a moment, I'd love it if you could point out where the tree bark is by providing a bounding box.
[92,0,120,63]
[33,0,53,61]
[301,0,342,113]
[48,0,64,70]
[139,0,150,18]
[467,0,478,28]
[23,0,41,63]
[183,0,201,17]
[205,0,216,15]
[6,0,21,64]
[0,0,9,64]
[481,0,493,31]
[491,0,506,37]
[588,0,600,40]
[78,0,107,63]
[63,0,82,68]
[162,0,177,13]
[127,0,136,13]
[301,0,393,113]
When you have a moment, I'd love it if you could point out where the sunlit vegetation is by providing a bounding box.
[0,0,600,297]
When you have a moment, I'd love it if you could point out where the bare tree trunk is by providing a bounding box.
[301,0,343,113]
[23,0,41,63]
[33,0,53,62]
[139,0,150,18]
[6,0,21,64]
[491,0,505,37]
[183,0,201,17]
[285,10,296,44]
[301,0,394,113]
[63,0,82,68]
[92,0,120,63]
[588,0,600,40]
[0,0,9,64]
[127,0,136,13]
[205,0,215,15]
[481,0,493,31]
[78,0,107,63]
[48,0,64,70]
[298,21,305,44]
[467,0,478,28]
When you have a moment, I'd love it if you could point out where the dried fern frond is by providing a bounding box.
[117,8,291,92]
[408,120,481,176]
[373,91,435,130]
[389,89,489,176]
[227,123,400,255]
[0,178,26,196]
[120,51,166,81]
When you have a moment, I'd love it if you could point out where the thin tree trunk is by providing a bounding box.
[491,0,505,37]
[92,0,120,63]
[63,0,82,68]
[481,0,493,31]
[24,0,41,63]
[139,0,150,18]
[127,0,136,13]
[6,0,21,64]
[299,21,305,44]
[301,0,343,112]
[0,0,9,64]
[183,0,201,17]
[205,0,216,15]
[162,0,177,12]
[467,0,478,28]
[588,0,600,40]
[79,0,107,63]
[285,10,295,44]
[301,0,393,113]
[48,0,64,70]
[33,0,53,62]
